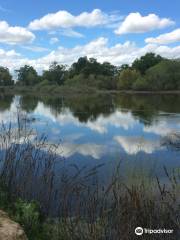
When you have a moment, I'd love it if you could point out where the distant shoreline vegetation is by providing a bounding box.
[1,53,180,92]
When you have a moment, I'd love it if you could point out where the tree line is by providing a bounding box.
[0,53,180,91]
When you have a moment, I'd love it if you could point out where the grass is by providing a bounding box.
[2,85,180,99]
[0,84,99,97]
[0,112,179,239]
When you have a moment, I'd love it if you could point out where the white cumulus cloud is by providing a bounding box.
[0,21,35,45]
[1,37,180,73]
[60,143,104,159]
[115,12,174,35]
[145,28,180,44]
[0,49,21,58]
[28,9,117,30]
[114,136,161,155]
[28,37,180,72]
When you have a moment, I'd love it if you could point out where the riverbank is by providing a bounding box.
[0,85,97,96]
[0,167,179,240]
[0,210,27,240]
[1,85,180,97]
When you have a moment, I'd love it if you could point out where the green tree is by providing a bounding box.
[69,57,117,78]
[16,65,39,86]
[68,57,117,89]
[132,53,163,74]
[132,77,149,90]
[69,57,89,77]
[119,64,129,72]
[0,66,13,86]
[144,60,180,90]
[117,69,140,90]
[43,62,66,85]
[82,58,101,76]
[101,62,117,76]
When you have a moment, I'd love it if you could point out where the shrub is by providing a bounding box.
[132,77,149,90]
[132,53,163,74]
[117,69,140,90]
[14,200,42,239]
[145,60,180,90]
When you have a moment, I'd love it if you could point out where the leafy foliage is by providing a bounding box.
[69,57,117,78]
[132,77,149,90]
[144,60,180,90]
[117,68,140,90]
[42,62,66,85]
[1,53,180,91]
[0,66,14,86]
[14,200,42,239]
[16,65,39,86]
[132,53,163,74]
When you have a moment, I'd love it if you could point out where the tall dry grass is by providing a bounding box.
[0,111,179,239]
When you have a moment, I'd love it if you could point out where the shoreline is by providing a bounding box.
[1,86,180,96]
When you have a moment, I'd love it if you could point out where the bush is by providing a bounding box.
[145,60,180,90]
[132,77,149,90]
[65,73,116,90]
[132,52,163,74]
[117,69,140,90]
[37,79,50,86]
[14,200,42,239]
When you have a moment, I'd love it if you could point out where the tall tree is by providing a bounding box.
[16,65,39,86]
[0,66,13,86]
[132,53,163,74]
[69,57,117,77]
[43,62,66,85]
[117,69,140,90]
[101,62,117,76]
[69,57,89,77]
[145,60,180,90]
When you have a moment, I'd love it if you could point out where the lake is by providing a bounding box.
[0,93,180,182]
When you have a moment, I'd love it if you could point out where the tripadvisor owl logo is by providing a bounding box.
[135,227,143,235]
[135,227,174,236]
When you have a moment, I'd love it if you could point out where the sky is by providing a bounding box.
[0,0,180,73]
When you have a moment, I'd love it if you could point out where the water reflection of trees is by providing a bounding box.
[64,93,180,124]
[37,96,64,116]
[0,94,14,111]
[19,95,39,112]
[2,93,180,125]
[114,94,180,125]
[21,93,180,124]
[19,93,115,122]
[64,93,114,122]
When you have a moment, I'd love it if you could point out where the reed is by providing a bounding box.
[0,112,179,239]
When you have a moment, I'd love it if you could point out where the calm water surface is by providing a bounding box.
[0,93,180,180]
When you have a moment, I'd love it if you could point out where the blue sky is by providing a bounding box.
[0,0,180,73]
